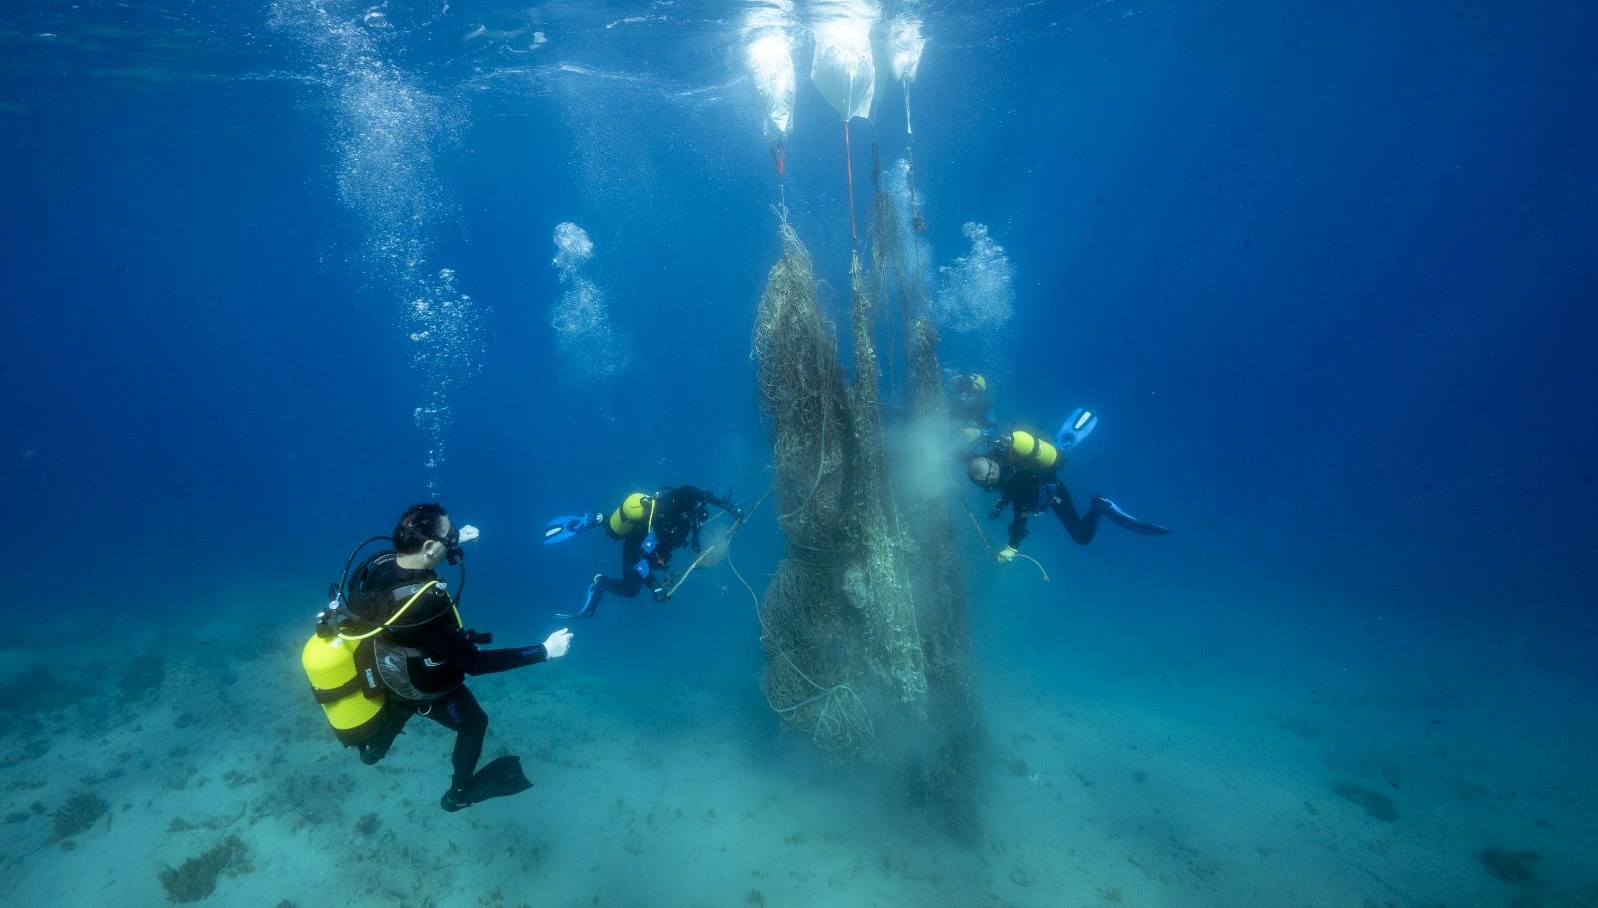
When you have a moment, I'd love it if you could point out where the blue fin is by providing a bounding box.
[1056,408,1098,451]
[1093,496,1170,536]
[556,575,604,619]
[543,513,598,545]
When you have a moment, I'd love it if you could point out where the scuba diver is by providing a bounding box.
[544,485,741,618]
[302,503,573,813]
[947,371,996,444]
[967,411,1170,563]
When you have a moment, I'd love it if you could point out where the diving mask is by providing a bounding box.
[968,456,1001,490]
[442,523,480,565]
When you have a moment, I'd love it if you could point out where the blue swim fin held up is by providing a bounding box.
[1056,408,1098,451]
[543,512,603,545]
[556,574,605,620]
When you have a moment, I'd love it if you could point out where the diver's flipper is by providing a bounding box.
[556,574,605,620]
[441,755,533,812]
[1093,496,1170,536]
[1056,408,1098,451]
[543,514,599,545]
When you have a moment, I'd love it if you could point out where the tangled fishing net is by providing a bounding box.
[751,202,986,841]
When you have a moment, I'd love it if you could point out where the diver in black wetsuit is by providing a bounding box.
[968,430,1169,563]
[947,371,996,443]
[561,485,740,617]
[348,503,573,812]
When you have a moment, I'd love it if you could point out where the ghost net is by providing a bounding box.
[752,203,985,841]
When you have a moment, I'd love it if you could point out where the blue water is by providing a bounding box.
[3,1,1596,903]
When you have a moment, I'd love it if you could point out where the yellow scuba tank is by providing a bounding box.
[608,492,654,536]
[300,577,439,746]
[297,629,380,744]
[301,633,385,746]
[1006,430,1060,471]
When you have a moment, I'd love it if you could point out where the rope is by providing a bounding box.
[1014,551,1050,582]
[665,488,773,598]
[772,144,786,211]
[843,118,858,241]
[778,415,826,522]
[903,78,924,233]
[957,491,1050,581]
[731,553,873,747]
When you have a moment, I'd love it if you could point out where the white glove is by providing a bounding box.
[543,627,573,658]
[995,545,1018,564]
[457,524,480,544]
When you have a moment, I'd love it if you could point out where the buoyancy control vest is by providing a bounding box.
[301,550,463,746]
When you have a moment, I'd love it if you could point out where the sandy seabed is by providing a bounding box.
[2,588,1594,908]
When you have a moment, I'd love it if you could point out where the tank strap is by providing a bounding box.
[311,675,364,704]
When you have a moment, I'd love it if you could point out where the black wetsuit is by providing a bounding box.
[948,384,995,438]
[991,464,1168,550]
[597,485,737,600]
[350,554,547,791]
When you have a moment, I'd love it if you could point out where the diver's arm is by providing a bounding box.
[704,489,739,517]
[994,470,1029,548]
[987,487,1011,520]
[988,484,1015,523]
[677,484,739,519]
[455,625,572,672]
[688,486,741,553]
[419,623,549,675]
[1006,510,1030,550]
[459,645,548,675]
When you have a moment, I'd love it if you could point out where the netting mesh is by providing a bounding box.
[755,559,874,752]
[751,221,871,752]
[752,204,987,840]
[751,221,848,559]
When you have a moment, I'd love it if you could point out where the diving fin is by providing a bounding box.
[543,513,601,545]
[441,755,533,812]
[1093,496,1170,536]
[1056,408,1098,451]
[556,574,604,620]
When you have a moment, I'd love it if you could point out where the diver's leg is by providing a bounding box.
[598,570,645,598]
[421,686,490,790]
[597,536,646,598]
[1050,483,1101,545]
[357,701,416,765]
